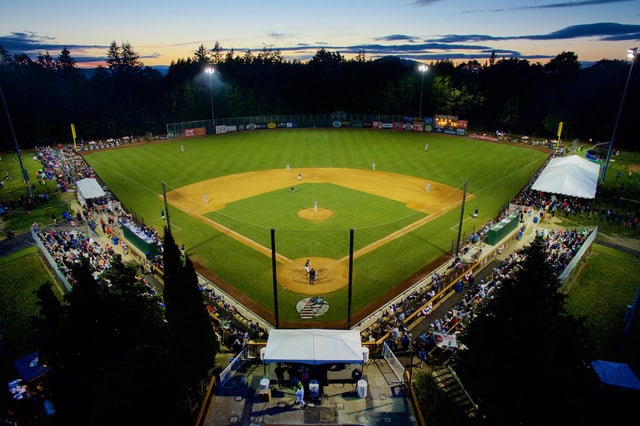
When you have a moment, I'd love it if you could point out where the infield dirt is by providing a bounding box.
[166,167,470,296]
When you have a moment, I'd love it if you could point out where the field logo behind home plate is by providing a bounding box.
[296,297,330,319]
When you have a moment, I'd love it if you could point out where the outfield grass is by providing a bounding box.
[565,243,640,372]
[83,129,548,323]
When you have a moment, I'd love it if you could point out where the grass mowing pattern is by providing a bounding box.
[84,129,549,322]
[207,183,426,259]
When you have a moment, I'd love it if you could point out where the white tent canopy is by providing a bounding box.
[263,329,364,365]
[76,178,106,206]
[531,155,600,199]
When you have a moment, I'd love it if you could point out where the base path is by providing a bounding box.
[166,168,471,295]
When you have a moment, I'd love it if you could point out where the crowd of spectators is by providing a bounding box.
[34,145,96,191]
[359,257,475,347]
[32,223,157,296]
[28,145,263,353]
[408,226,594,363]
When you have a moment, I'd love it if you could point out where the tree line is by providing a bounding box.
[0,41,638,150]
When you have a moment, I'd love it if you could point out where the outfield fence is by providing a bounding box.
[166,112,428,138]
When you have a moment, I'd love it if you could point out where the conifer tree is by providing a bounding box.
[162,227,218,390]
[454,236,595,425]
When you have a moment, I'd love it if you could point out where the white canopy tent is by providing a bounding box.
[531,155,600,199]
[76,178,106,206]
[262,329,365,365]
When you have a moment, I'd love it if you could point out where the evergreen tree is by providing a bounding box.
[162,228,218,396]
[33,257,190,425]
[453,236,596,425]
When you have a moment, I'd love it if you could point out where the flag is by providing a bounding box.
[70,123,77,151]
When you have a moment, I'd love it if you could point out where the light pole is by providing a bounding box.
[0,55,31,198]
[204,67,215,129]
[418,64,429,118]
[600,47,637,183]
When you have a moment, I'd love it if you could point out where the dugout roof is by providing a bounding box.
[263,329,364,365]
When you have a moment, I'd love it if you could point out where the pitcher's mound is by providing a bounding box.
[298,208,333,222]
[278,257,349,295]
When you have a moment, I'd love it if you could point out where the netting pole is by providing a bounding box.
[271,228,279,328]
[347,228,354,329]
[455,181,468,257]
[161,181,171,234]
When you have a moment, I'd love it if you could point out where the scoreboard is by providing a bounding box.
[434,114,468,136]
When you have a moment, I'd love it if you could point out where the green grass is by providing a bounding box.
[565,243,640,372]
[207,183,426,258]
[0,151,75,235]
[83,129,548,323]
[0,246,64,358]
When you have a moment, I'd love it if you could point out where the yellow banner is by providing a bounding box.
[70,123,77,151]
[557,121,563,139]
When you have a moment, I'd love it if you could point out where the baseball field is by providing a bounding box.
[82,128,549,327]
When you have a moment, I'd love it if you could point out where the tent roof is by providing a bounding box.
[263,329,364,365]
[591,360,640,391]
[531,155,600,199]
[76,178,106,200]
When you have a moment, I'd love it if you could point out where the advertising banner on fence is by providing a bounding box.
[424,117,434,132]
[456,120,468,136]
[184,127,207,137]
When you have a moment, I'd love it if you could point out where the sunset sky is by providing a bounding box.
[1,0,639,68]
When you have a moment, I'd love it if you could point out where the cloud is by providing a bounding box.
[412,0,446,5]
[527,22,640,40]
[464,0,634,13]
[375,34,420,42]
[267,31,296,40]
[272,22,638,63]
[428,22,640,43]
[0,31,105,54]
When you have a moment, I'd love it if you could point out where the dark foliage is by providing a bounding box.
[31,257,192,425]
[453,236,597,425]
[162,227,218,396]
[1,44,638,150]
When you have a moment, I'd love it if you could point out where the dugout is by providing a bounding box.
[486,212,520,245]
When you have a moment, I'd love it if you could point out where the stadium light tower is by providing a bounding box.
[418,64,429,118]
[600,47,637,183]
[205,67,216,129]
